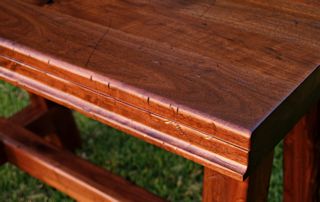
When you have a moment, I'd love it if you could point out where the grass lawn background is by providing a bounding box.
[0,81,283,201]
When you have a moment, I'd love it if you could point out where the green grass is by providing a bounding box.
[0,81,282,201]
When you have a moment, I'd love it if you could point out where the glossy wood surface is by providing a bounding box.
[284,103,320,202]
[0,118,164,202]
[0,0,319,179]
[0,63,247,180]
[203,151,273,202]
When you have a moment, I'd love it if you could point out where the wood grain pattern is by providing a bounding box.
[203,151,273,202]
[0,0,319,179]
[284,103,320,202]
[0,118,164,202]
[244,0,320,18]
[0,56,248,165]
[0,63,246,180]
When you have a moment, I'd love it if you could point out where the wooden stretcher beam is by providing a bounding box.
[0,118,164,202]
[9,93,48,126]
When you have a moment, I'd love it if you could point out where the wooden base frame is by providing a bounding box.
[284,104,320,202]
[0,118,163,202]
[0,95,320,201]
[201,103,320,202]
[0,93,163,202]
[10,94,81,152]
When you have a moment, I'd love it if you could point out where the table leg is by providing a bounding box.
[202,152,273,202]
[28,100,81,152]
[10,93,81,152]
[283,104,320,202]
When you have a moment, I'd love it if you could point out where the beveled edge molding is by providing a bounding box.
[0,41,251,149]
[0,61,247,180]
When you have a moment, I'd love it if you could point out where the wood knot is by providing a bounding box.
[37,0,54,6]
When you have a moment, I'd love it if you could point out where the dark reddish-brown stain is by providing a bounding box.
[10,94,81,151]
[203,151,274,202]
[0,0,319,201]
[0,0,319,180]
[0,118,164,202]
[284,104,320,202]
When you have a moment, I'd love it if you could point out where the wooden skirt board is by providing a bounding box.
[0,0,319,201]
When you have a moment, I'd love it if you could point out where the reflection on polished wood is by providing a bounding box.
[0,0,319,201]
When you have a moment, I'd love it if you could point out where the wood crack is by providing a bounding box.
[85,20,112,67]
